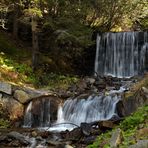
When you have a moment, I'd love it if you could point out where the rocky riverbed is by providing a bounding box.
[0,73,148,147]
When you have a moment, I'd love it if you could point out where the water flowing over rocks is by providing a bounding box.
[0,71,148,147]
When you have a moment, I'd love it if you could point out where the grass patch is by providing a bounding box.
[35,72,79,90]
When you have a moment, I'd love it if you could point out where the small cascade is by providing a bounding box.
[94,32,148,77]
[62,94,120,126]
[23,98,51,127]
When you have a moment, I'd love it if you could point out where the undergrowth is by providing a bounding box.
[0,31,79,89]
[0,52,79,89]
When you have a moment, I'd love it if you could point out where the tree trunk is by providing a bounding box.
[32,17,39,71]
[13,4,20,39]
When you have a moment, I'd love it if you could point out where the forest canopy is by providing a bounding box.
[0,0,148,31]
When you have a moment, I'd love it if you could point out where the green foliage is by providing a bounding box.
[88,106,148,148]
[120,106,148,130]
[87,131,112,148]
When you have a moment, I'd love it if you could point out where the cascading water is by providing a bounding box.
[23,99,51,127]
[62,94,120,126]
[23,87,125,131]
[94,32,148,77]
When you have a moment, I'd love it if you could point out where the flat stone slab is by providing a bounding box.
[0,82,12,95]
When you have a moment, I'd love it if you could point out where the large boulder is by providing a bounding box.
[14,90,30,104]
[0,96,23,120]
[0,82,12,95]
[7,131,30,146]
[116,88,148,117]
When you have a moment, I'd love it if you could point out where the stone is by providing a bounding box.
[118,88,148,116]
[77,80,87,92]
[7,131,30,145]
[14,90,30,104]
[85,78,95,84]
[0,96,23,120]
[32,131,38,137]
[92,121,116,130]
[101,121,115,129]
[129,140,148,148]
[136,128,148,138]
[65,128,82,141]
[110,128,123,148]
[0,135,7,141]
[14,86,53,101]
[47,139,62,146]
[65,144,74,148]
[0,82,12,95]
[142,87,148,94]
[81,122,91,136]
[142,87,148,98]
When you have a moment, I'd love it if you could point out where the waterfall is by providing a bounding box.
[94,32,148,77]
[23,99,51,127]
[56,105,64,123]
[62,94,120,126]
